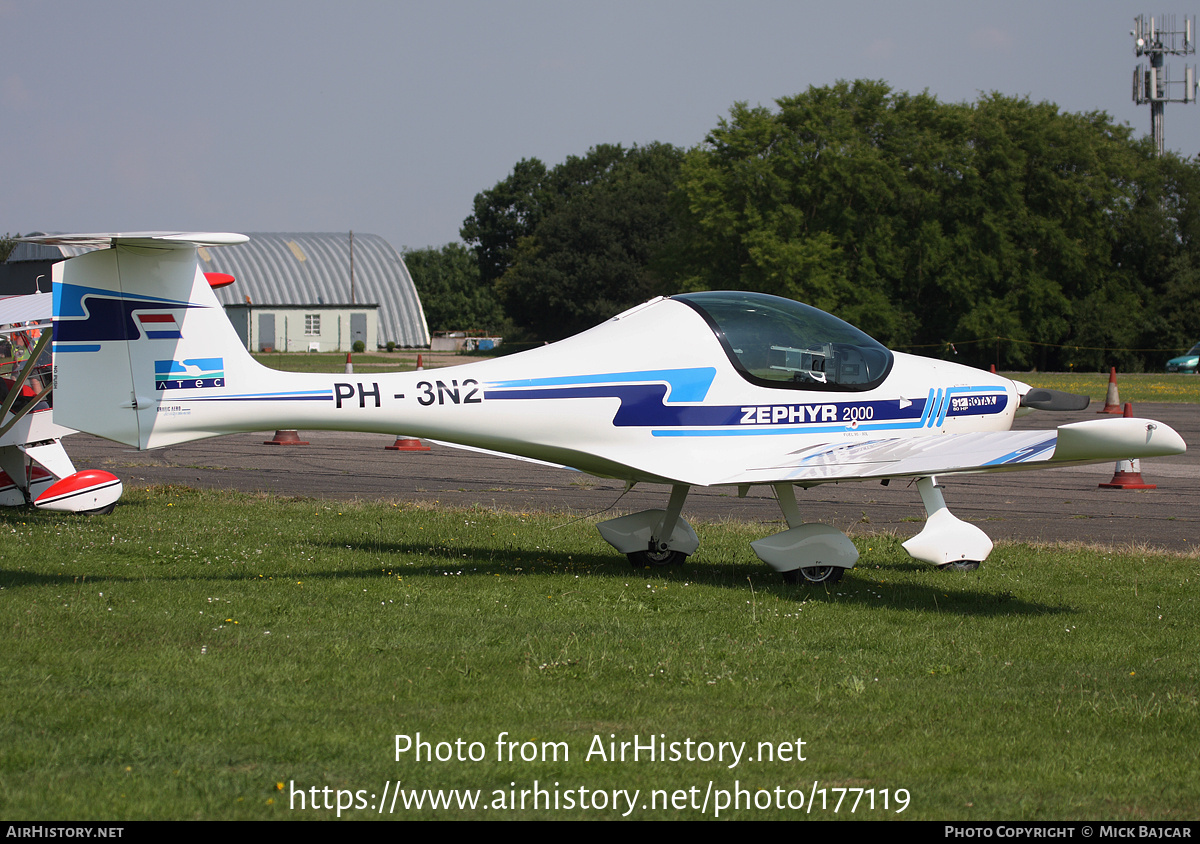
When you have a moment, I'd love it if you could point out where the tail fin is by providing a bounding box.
[46,233,261,448]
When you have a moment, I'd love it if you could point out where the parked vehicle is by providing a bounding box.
[1165,342,1200,374]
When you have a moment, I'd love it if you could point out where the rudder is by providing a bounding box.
[48,233,257,448]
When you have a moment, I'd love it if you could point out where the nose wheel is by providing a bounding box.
[627,549,687,568]
[938,560,980,572]
[600,485,698,569]
[781,565,845,585]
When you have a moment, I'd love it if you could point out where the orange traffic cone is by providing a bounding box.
[386,436,431,452]
[416,354,424,371]
[345,353,353,374]
[1099,404,1156,489]
[264,430,309,445]
[1099,367,1122,413]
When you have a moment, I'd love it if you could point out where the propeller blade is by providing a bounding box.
[1019,388,1091,412]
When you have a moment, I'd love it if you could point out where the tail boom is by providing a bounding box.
[47,235,548,453]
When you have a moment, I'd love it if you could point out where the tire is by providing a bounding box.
[782,565,844,585]
[627,549,686,568]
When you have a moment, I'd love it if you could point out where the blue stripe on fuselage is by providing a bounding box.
[484,376,1008,435]
[485,368,716,403]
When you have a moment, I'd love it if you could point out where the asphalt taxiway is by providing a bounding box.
[62,401,1199,553]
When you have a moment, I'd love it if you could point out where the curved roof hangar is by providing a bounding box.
[200,232,429,347]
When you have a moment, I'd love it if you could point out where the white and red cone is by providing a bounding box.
[386,354,430,449]
[1099,367,1122,413]
[1099,404,1156,489]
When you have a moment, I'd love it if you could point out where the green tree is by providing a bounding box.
[403,243,505,334]
[951,95,1157,370]
[464,144,684,341]
[670,81,1174,370]
[460,158,551,287]
[1136,153,1200,367]
[669,81,964,345]
[461,145,637,292]
[0,234,18,264]
[498,142,684,340]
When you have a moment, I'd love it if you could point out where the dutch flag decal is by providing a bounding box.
[137,312,183,340]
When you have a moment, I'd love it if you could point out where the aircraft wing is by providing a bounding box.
[0,292,52,331]
[721,417,1186,486]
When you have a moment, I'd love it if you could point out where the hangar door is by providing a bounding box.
[258,313,275,352]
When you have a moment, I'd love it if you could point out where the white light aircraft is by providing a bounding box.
[0,291,122,513]
[28,232,1186,581]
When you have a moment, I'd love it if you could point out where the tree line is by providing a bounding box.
[405,80,1200,371]
[0,235,17,264]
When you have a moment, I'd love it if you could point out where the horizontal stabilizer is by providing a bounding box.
[21,232,249,249]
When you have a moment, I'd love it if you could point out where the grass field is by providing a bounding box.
[1006,372,1200,405]
[250,351,1200,405]
[2,488,1197,820]
[251,350,482,373]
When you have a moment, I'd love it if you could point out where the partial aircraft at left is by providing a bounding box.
[0,292,122,513]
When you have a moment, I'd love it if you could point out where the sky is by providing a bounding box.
[3,1,1197,254]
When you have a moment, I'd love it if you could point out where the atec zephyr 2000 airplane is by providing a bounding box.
[31,232,1186,583]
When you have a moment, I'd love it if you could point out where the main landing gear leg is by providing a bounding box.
[750,483,858,584]
[596,484,699,568]
[901,476,993,570]
[636,484,690,567]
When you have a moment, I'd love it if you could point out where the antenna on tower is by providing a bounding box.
[1132,13,1198,156]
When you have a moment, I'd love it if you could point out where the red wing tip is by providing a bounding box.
[35,470,123,512]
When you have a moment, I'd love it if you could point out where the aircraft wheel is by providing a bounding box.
[938,561,980,572]
[82,502,118,516]
[627,549,686,568]
[782,565,844,585]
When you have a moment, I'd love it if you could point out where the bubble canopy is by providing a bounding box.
[673,291,894,392]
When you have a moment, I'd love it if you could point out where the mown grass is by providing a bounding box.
[251,351,474,373]
[1003,371,1200,404]
[2,488,1196,820]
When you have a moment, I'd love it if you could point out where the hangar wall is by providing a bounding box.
[203,233,429,348]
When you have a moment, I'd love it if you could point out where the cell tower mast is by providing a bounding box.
[1132,14,1198,156]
